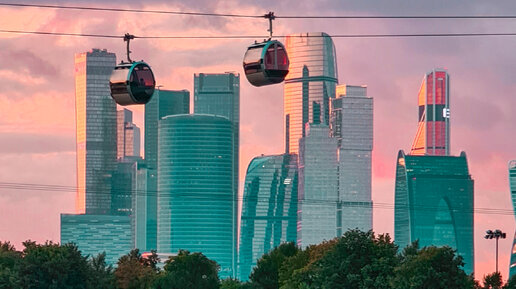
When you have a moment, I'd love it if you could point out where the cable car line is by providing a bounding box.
[0,2,262,18]
[0,181,513,216]
[3,29,516,40]
[2,2,516,20]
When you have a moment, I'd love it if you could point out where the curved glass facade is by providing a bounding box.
[508,161,516,278]
[157,114,235,278]
[238,154,298,281]
[394,150,474,274]
[284,32,338,153]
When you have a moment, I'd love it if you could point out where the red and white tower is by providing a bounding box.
[410,69,450,156]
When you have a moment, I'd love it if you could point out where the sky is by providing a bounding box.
[0,0,515,280]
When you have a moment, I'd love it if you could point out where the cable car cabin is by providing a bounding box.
[110,62,156,105]
[243,40,289,87]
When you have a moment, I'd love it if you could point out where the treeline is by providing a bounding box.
[0,230,514,289]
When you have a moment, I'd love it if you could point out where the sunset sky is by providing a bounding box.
[1,0,515,280]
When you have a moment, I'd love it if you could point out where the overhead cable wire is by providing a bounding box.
[3,29,516,39]
[0,181,512,216]
[2,2,516,20]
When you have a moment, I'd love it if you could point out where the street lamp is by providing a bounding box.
[485,229,507,273]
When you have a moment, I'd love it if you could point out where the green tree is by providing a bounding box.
[309,229,398,289]
[476,272,503,289]
[0,241,21,289]
[115,249,158,289]
[221,277,245,289]
[249,242,300,289]
[18,241,92,289]
[89,253,115,289]
[391,244,475,289]
[504,275,516,289]
[153,250,219,289]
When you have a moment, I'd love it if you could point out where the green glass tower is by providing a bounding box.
[141,89,189,251]
[238,154,298,281]
[508,160,516,278]
[394,150,474,274]
[157,114,235,278]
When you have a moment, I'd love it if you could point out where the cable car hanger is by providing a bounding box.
[243,11,290,87]
[109,33,157,105]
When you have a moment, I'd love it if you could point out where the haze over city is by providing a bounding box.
[1,0,516,280]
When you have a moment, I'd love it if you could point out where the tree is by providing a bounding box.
[391,244,475,289]
[0,241,21,289]
[18,241,92,289]
[220,278,245,289]
[89,253,116,289]
[153,250,219,289]
[249,242,300,289]
[504,275,516,289]
[115,249,158,289]
[308,229,399,289]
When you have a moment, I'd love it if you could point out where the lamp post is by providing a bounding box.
[485,229,507,273]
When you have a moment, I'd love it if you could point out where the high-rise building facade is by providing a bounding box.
[117,109,140,160]
[284,32,338,154]
[411,69,450,156]
[61,214,131,264]
[238,154,298,281]
[394,150,474,274]
[508,160,516,278]
[194,72,239,275]
[157,114,235,278]
[331,84,373,233]
[143,89,190,251]
[298,124,339,248]
[74,48,117,214]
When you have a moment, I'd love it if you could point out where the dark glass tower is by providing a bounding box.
[238,154,298,281]
[142,89,189,251]
[157,114,235,278]
[74,49,117,214]
[394,150,474,274]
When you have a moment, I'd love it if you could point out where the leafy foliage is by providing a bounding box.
[153,250,219,289]
[249,242,300,289]
[114,249,158,289]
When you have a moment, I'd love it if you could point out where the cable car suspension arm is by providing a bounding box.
[124,33,135,63]
[264,11,275,39]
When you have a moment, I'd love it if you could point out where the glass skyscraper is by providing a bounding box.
[117,108,140,160]
[411,69,450,156]
[238,154,298,281]
[61,214,131,265]
[74,48,117,214]
[508,160,516,278]
[194,72,239,276]
[142,89,190,251]
[284,32,338,154]
[331,85,373,233]
[157,114,235,278]
[298,124,339,248]
[394,150,474,274]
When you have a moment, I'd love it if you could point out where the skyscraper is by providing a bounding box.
[411,69,450,156]
[143,89,190,251]
[74,48,117,214]
[117,108,141,160]
[330,84,373,233]
[194,72,240,275]
[238,154,298,281]
[508,160,516,278]
[298,124,339,248]
[157,114,235,278]
[284,32,338,154]
[63,48,132,265]
[394,150,474,274]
